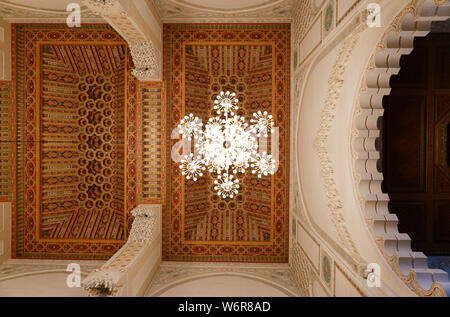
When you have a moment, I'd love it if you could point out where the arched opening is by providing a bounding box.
[382,19,450,274]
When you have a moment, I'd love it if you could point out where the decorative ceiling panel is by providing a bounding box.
[12,24,137,260]
[0,81,14,201]
[164,24,290,262]
[39,44,126,241]
[137,82,167,204]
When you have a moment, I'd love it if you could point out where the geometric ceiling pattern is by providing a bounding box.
[12,24,136,260]
[39,43,127,241]
[163,24,290,262]
[8,22,290,262]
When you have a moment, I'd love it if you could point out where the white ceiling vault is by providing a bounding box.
[0,0,294,23]
[150,0,294,22]
[170,0,282,11]
[0,0,103,22]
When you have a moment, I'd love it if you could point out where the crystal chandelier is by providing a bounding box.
[177,91,277,199]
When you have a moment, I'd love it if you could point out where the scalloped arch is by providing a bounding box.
[354,0,450,297]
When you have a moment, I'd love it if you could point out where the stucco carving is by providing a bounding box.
[313,27,364,257]
[290,242,314,296]
[128,41,160,82]
[291,0,377,275]
[352,0,450,297]
[84,0,116,15]
[151,0,294,22]
[292,67,310,224]
[128,204,160,243]
[292,0,325,53]
[83,271,122,297]
[0,259,101,281]
[83,204,161,297]
[0,1,100,22]
[82,0,162,81]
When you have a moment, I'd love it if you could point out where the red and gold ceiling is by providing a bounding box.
[163,24,290,262]
[11,24,139,259]
[9,23,289,262]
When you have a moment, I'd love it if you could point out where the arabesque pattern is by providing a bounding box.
[12,24,137,260]
[40,44,126,241]
[164,24,290,262]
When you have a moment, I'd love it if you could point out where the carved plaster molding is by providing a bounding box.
[292,9,372,276]
[83,204,161,297]
[313,27,364,257]
[128,204,161,243]
[146,261,299,297]
[292,67,309,224]
[290,241,314,296]
[128,41,160,83]
[0,259,101,282]
[83,270,122,297]
[351,0,450,297]
[82,0,162,81]
[292,0,325,49]
[84,0,117,15]
[151,0,294,22]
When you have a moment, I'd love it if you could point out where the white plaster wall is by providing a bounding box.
[291,0,423,297]
[312,278,330,297]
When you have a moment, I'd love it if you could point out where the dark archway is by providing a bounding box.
[382,21,450,262]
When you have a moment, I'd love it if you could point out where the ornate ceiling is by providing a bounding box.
[150,0,294,22]
[2,1,292,263]
[11,24,136,260]
[163,23,290,262]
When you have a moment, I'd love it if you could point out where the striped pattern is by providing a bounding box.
[40,44,126,240]
[139,84,165,202]
[0,81,13,199]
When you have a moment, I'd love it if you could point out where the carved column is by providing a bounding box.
[82,204,162,297]
[128,204,161,243]
[83,0,162,81]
